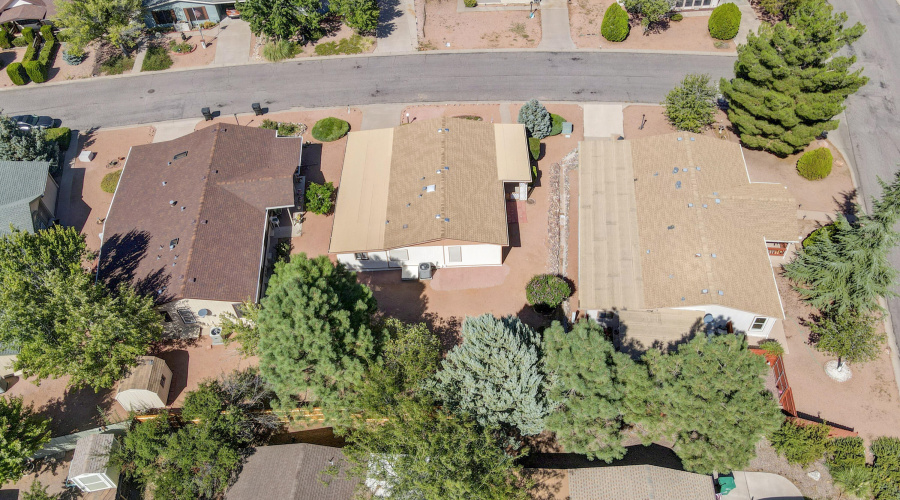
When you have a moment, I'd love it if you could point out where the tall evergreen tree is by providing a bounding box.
[720,0,867,156]
[517,99,552,140]
[257,254,379,408]
[0,397,51,484]
[644,334,782,474]
[0,116,58,174]
[785,172,900,316]
[428,314,551,437]
[543,320,631,462]
[810,310,885,371]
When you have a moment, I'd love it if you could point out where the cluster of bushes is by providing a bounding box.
[306,181,335,215]
[262,40,299,62]
[311,117,350,142]
[99,54,134,75]
[313,34,372,56]
[601,3,630,42]
[259,119,307,137]
[526,274,572,310]
[141,45,173,72]
[797,147,833,180]
[7,26,55,85]
[708,2,741,40]
[168,39,192,54]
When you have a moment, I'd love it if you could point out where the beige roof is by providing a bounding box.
[579,133,798,319]
[616,309,703,354]
[116,356,169,393]
[227,444,358,500]
[330,117,528,253]
[569,465,715,500]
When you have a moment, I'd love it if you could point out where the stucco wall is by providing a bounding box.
[161,298,238,331]
[337,244,502,272]
[674,304,776,338]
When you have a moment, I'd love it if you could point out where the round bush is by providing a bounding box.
[464,0,477,7]
[62,47,87,66]
[6,62,26,85]
[526,274,571,309]
[101,170,122,193]
[708,2,741,40]
[601,3,630,42]
[549,113,566,136]
[311,117,350,142]
[670,12,683,21]
[796,147,833,180]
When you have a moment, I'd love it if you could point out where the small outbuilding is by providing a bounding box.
[114,356,172,412]
[67,434,119,493]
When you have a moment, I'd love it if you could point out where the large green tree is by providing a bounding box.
[0,226,161,390]
[241,0,325,42]
[543,320,632,462]
[720,0,867,156]
[55,0,145,54]
[0,397,51,484]
[428,314,551,437]
[622,0,674,30]
[0,116,58,174]
[330,0,379,34]
[220,300,261,357]
[644,334,782,473]
[257,254,379,408]
[810,310,885,371]
[664,73,718,133]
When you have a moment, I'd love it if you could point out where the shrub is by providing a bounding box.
[168,39,193,54]
[22,27,34,43]
[12,36,29,47]
[670,12,683,21]
[311,117,350,142]
[200,21,217,29]
[6,62,27,85]
[100,54,134,75]
[464,0,477,6]
[770,419,830,467]
[141,45,173,72]
[797,147,833,180]
[101,170,122,193]
[831,466,873,499]
[528,137,541,160]
[260,119,278,130]
[0,27,11,49]
[601,3,630,42]
[306,181,335,215]
[708,2,741,40]
[827,437,867,472]
[23,38,39,62]
[22,60,46,83]
[313,34,373,56]
[277,122,299,137]
[44,127,72,149]
[518,99,552,139]
[62,47,87,65]
[526,274,571,309]
[38,37,56,66]
[872,437,900,500]
[759,339,785,357]
[549,114,565,136]
[664,73,717,133]
[40,25,54,42]
[802,224,832,248]
[262,40,299,62]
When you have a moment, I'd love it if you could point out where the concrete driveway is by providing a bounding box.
[213,18,251,66]
[723,472,804,500]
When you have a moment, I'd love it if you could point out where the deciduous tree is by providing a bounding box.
[241,0,325,42]
[55,0,144,54]
[664,73,718,133]
[810,310,885,371]
[0,397,51,484]
[330,0,379,34]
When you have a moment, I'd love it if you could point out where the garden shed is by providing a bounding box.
[67,434,119,493]
[114,356,172,412]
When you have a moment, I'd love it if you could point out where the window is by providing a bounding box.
[448,246,462,263]
[354,253,369,261]
[176,307,197,324]
[183,6,208,21]
[389,249,409,262]
[750,317,767,331]
[173,151,188,160]
[152,9,176,25]
[160,375,167,387]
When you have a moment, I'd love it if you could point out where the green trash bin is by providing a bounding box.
[718,476,736,495]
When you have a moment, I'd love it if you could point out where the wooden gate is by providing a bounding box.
[770,354,797,417]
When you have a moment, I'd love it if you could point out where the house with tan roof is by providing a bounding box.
[98,124,302,337]
[329,117,531,278]
[578,133,799,347]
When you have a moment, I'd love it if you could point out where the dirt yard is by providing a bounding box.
[158,31,217,70]
[0,43,99,88]
[418,0,541,50]
[568,0,735,52]
[251,23,376,61]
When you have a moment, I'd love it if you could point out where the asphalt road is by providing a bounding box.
[832,0,900,359]
[0,52,736,129]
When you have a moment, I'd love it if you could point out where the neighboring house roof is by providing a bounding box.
[116,356,168,393]
[226,443,358,500]
[329,117,530,253]
[0,0,50,22]
[67,434,115,479]
[578,134,799,319]
[99,125,300,303]
[0,160,51,236]
[568,465,715,500]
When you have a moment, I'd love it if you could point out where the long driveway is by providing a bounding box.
[0,52,735,129]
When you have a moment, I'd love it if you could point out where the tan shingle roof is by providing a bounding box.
[226,444,358,500]
[579,133,799,319]
[569,465,715,500]
[330,118,529,253]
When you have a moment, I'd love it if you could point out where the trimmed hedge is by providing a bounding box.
[601,3,630,42]
[23,38,38,62]
[0,27,11,49]
[528,137,541,160]
[12,36,29,47]
[23,61,46,83]
[797,147,833,180]
[670,12,683,21]
[709,2,741,40]
[21,27,34,43]
[464,0,477,6]
[311,117,350,142]
[44,127,72,149]
[101,170,122,193]
[6,62,26,85]
[549,113,565,136]
[526,274,571,309]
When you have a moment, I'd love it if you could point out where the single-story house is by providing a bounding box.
[114,356,172,411]
[98,124,302,337]
[226,443,359,500]
[0,0,54,27]
[568,465,715,499]
[578,133,799,346]
[0,160,58,237]
[67,434,120,493]
[143,0,235,28]
[329,117,531,278]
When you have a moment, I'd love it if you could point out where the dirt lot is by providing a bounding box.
[418,0,541,50]
[157,31,217,70]
[251,23,376,61]
[0,43,99,87]
[568,1,735,52]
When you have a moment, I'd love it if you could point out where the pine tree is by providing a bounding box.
[257,254,379,408]
[0,397,51,484]
[543,320,631,462]
[720,0,867,156]
[0,116,58,174]
[429,314,550,437]
[644,334,782,474]
[785,171,900,316]
[517,99,552,140]
[664,73,718,133]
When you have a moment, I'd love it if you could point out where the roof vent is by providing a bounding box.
[202,220,208,224]
[682,168,687,172]
[435,214,441,219]
[385,220,390,224]
[169,200,176,206]
[688,203,693,208]
[715,199,721,204]
[711,253,717,258]
[444,128,449,132]
[672,168,679,174]
[695,253,701,257]
[696,167,701,171]
[646,249,651,254]
[424,185,436,193]
[403,224,408,229]
[718,290,724,296]
[162,181,167,186]
[436,170,442,174]
[173,151,188,160]
[181,206,186,211]
[713,192,719,196]
[681,297,686,301]
[677,137,683,141]
[444,218,450,222]
[702,204,708,208]
[406,203,411,207]
[444,166,450,171]
[690,137,695,141]
[667,225,675,230]
[169,238,179,249]
[676,181,682,189]
[192,277,197,282]
[654,172,659,177]
[437,129,443,133]
[701,289,708,294]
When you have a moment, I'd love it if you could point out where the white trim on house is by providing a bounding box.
[337,243,502,272]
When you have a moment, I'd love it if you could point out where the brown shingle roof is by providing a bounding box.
[568,465,715,500]
[330,118,529,253]
[99,125,300,303]
[226,444,358,500]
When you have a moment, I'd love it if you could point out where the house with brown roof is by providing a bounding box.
[98,124,302,336]
[578,133,799,347]
[329,117,531,279]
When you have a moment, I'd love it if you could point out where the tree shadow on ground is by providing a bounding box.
[376,0,402,39]
[834,188,858,220]
[524,468,566,500]
[38,385,117,436]
[518,443,685,470]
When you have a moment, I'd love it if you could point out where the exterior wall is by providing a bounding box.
[43,174,58,217]
[144,2,224,27]
[337,244,503,272]
[674,304,776,338]
[616,0,720,10]
[0,354,16,377]
[160,298,238,331]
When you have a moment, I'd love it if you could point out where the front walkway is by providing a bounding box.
[375,0,418,53]
[213,18,252,66]
[538,0,575,50]
[725,471,804,500]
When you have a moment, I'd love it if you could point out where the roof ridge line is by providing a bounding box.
[179,125,220,295]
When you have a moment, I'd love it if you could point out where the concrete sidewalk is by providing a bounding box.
[538,0,575,50]
[213,18,251,66]
[724,471,804,500]
[360,103,406,129]
[375,0,418,53]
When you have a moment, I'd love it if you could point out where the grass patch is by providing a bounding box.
[100,54,135,75]
[314,35,373,56]
[453,115,483,121]
[262,40,300,62]
[141,45,173,72]
[549,114,566,136]
[101,170,122,193]
[311,117,350,142]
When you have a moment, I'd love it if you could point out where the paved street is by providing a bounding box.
[0,52,735,129]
